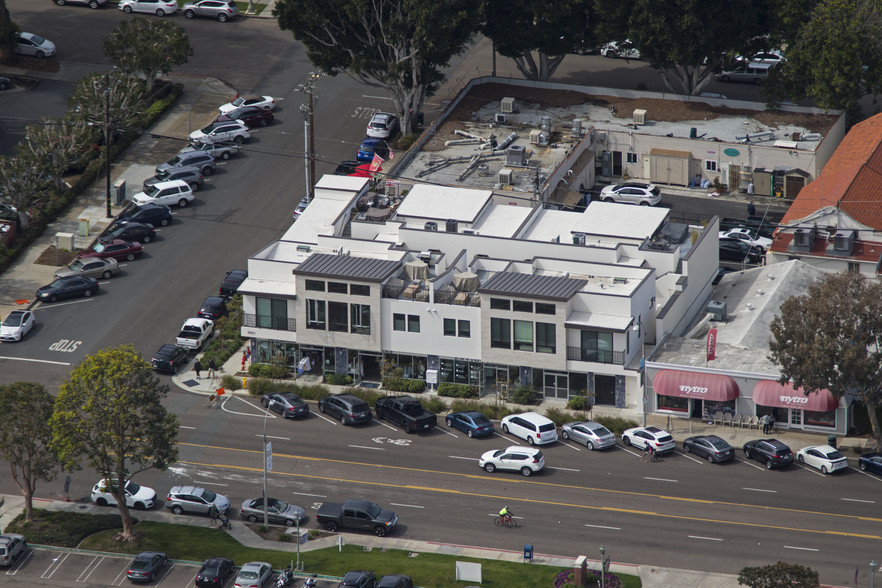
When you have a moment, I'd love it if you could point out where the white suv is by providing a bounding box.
[189,120,250,144]
[500,412,558,445]
[599,182,662,206]
[91,478,157,510]
[479,446,545,476]
[132,179,194,208]
[622,426,675,454]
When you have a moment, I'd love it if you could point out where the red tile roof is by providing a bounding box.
[782,114,882,228]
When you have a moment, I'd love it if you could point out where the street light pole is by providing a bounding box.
[633,316,646,427]
[871,560,878,588]
[599,545,606,588]
[262,409,269,527]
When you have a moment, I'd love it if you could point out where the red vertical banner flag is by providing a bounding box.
[706,328,717,361]
[370,152,385,172]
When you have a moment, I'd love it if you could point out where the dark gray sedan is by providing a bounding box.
[239,497,305,526]
[261,392,309,419]
[683,434,735,463]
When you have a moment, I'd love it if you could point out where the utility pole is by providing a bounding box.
[298,73,320,202]
[104,71,113,218]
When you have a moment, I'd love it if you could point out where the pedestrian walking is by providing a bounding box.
[194,358,202,380]
[762,414,771,434]
[208,357,217,380]
[208,503,219,527]
[747,200,757,217]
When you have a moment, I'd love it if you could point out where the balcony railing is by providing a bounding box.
[566,346,624,365]
[382,284,481,307]
[244,313,296,332]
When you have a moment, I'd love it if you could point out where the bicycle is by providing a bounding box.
[642,447,660,463]
[495,514,517,528]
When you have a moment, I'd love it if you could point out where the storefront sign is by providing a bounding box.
[779,395,809,405]
[723,148,740,157]
[677,385,709,397]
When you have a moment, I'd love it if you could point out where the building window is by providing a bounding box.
[306,299,326,329]
[351,284,370,296]
[407,315,420,333]
[305,279,325,292]
[256,297,288,330]
[444,318,457,336]
[458,320,470,338]
[490,298,510,310]
[626,152,638,164]
[350,304,370,334]
[847,262,860,274]
[491,317,511,348]
[327,301,348,332]
[535,302,555,315]
[328,281,348,294]
[513,300,533,313]
[393,313,406,331]
[705,160,718,172]
[536,322,555,354]
[581,330,613,362]
[514,320,533,351]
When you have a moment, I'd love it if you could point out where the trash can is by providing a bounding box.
[523,544,533,563]
[827,434,836,448]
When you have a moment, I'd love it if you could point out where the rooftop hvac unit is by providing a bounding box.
[418,250,432,261]
[540,116,551,132]
[706,300,727,322]
[572,232,586,245]
[633,109,647,125]
[462,228,476,235]
[572,118,584,135]
[445,219,458,233]
[424,221,438,231]
[495,113,507,124]
[833,229,856,252]
[498,168,514,184]
[501,97,516,113]
[792,226,815,248]
[530,129,544,144]
[506,144,526,166]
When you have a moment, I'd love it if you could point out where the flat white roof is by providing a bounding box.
[394,184,492,223]
[572,202,668,240]
[280,195,351,242]
[565,311,633,331]
[519,209,581,242]
[314,174,370,194]
[238,278,295,297]
[471,203,532,237]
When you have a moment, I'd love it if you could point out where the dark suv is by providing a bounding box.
[151,344,190,374]
[219,269,247,297]
[198,296,228,320]
[318,393,372,425]
[743,438,794,469]
[339,570,377,588]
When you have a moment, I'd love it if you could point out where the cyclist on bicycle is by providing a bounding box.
[642,443,656,461]
[499,505,513,523]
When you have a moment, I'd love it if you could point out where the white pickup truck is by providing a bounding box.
[175,318,214,350]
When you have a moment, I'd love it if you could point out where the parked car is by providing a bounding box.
[445,411,495,438]
[356,137,390,163]
[600,40,640,59]
[183,0,238,21]
[234,562,273,588]
[36,276,98,302]
[127,551,167,583]
[374,395,437,433]
[91,478,156,510]
[156,151,216,176]
[198,296,228,320]
[116,203,173,227]
[105,222,156,244]
[718,228,772,250]
[622,426,675,454]
[119,0,177,16]
[239,497,305,526]
[599,182,661,206]
[743,438,794,469]
[683,435,735,463]
[318,393,373,425]
[366,113,400,139]
[339,570,378,588]
[796,444,848,474]
[719,238,765,264]
[500,412,558,445]
[858,453,882,475]
[0,534,27,567]
[55,0,109,8]
[261,392,309,419]
[717,63,773,84]
[216,105,274,128]
[166,485,230,515]
[151,344,190,374]
[0,310,35,342]
[378,575,413,588]
[132,180,194,208]
[143,166,204,193]
[190,120,250,144]
[0,77,10,91]
[181,140,239,161]
[315,499,397,536]
[479,446,545,476]
[176,317,214,351]
[293,197,309,219]
[15,32,56,58]
[219,269,247,296]
[218,94,275,114]
[195,557,235,588]
[78,238,143,262]
[333,160,361,176]
[560,421,616,450]
[55,257,119,280]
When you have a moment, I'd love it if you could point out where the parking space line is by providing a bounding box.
[35,298,95,309]
[560,441,581,452]
[292,491,326,498]
[221,397,276,419]
[390,503,424,508]
[548,466,580,472]
[196,480,228,486]
[376,421,397,431]
[349,444,384,450]
[675,450,702,464]
[42,551,69,579]
[734,456,764,471]
[850,466,882,481]
[794,463,827,477]
[155,562,175,586]
[6,548,33,575]
[77,555,104,583]
[179,425,196,430]
[112,561,129,585]
[435,426,458,438]
[313,412,338,425]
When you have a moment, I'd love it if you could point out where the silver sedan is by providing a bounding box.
[560,421,616,450]
[54,257,119,280]
[239,497,305,527]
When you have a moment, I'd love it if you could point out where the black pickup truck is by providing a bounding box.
[374,395,437,433]
[315,499,398,536]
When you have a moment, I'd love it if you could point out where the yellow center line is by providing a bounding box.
[178,441,882,525]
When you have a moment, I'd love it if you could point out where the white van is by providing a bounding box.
[501,412,559,445]
[717,63,773,84]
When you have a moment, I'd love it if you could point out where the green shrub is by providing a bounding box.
[509,386,538,405]
[341,387,385,407]
[437,382,478,398]
[278,533,291,542]
[5,510,131,547]
[382,378,427,393]
[296,383,332,401]
[221,374,242,390]
[420,396,448,414]
[567,395,588,411]
[256,525,269,535]
[249,363,289,379]
[447,399,519,421]
[325,373,352,386]
[593,415,639,435]
[246,378,331,401]
[544,407,574,428]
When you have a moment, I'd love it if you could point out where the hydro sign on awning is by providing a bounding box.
[652,370,739,401]
[752,381,839,411]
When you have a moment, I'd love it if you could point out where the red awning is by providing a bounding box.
[652,370,739,401]
[752,381,839,411]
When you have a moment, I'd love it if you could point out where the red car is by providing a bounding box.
[214,105,274,128]
[78,238,143,261]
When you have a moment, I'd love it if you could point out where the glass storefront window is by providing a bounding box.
[804,410,835,428]
[657,394,688,412]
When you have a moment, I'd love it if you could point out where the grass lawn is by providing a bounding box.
[80,520,641,587]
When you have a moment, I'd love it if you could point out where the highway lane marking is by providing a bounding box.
[644,477,677,482]
[743,487,777,493]
[688,535,723,541]
[292,492,326,498]
[784,545,819,552]
[675,450,702,464]
[450,456,478,461]
[0,355,72,366]
[585,524,620,530]
[390,503,424,508]
[548,466,581,472]
[435,426,458,438]
[177,458,882,541]
[363,95,393,100]
[257,435,291,441]
[487,513,524,520]
[734,457,764,471]
[841,497,875,504]
[196,481,228,486]
[178,442,882,526]
[349,444,384,450]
